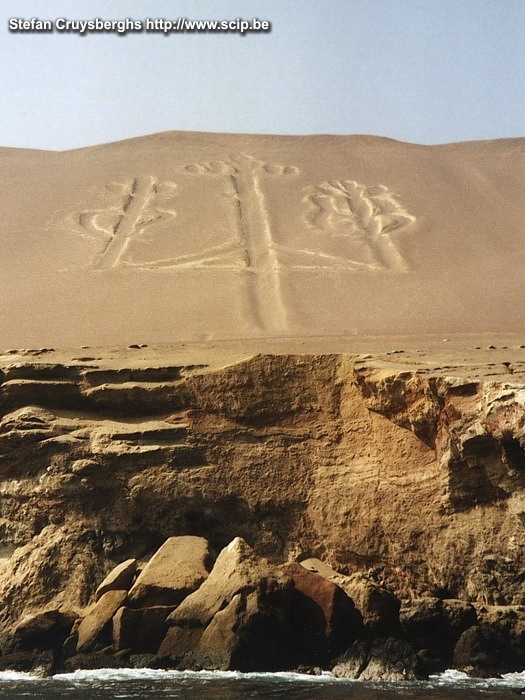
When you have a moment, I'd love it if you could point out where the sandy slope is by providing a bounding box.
[1,132,524,348]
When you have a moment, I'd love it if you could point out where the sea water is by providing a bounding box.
[1,669,525,699]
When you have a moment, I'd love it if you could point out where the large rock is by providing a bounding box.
[189,591,301,671]
[96,559,137,600]
[0,525,107,648]
[300,559,400,637]
[112,605,175,653]
[188,593,248,670]
[127,536,212,607]
[165,537,287,628]
[453,625,510,678]
[156,626,203,666]
[7,610,77,653]
[284,563,363,659]
[76,590,128,653]
[453,605,525,676]
[333,637,418,681]
[0,650,57,676]
[337,572,401,636]
[159,537,311,671]
[400,597,477,672]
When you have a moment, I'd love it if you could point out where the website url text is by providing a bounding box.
[8,17,272,35]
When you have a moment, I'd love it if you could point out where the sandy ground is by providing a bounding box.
[2,334,525,384]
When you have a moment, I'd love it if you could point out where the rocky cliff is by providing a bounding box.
[1,346,525,673]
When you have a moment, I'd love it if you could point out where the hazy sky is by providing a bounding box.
[1,0,524,149]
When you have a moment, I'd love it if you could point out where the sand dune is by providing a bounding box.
[1,132,524,347]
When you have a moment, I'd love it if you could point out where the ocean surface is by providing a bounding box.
[1,669,525,699]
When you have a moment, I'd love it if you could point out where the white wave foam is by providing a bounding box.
[8,665,523,689]
[52,668,338,683]
[429,669,471,682]
[53,668,178,682]
[502,670,525,683]
[0,670,41,681]
[222,670,336,683]
[430,667,525,689]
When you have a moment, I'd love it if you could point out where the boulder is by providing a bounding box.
[339,573,401,636]
[9,609,77,652]
[156,626,203,666]
[453,625,509,677]
[443,599,478,631]
[300,559,400,636]
[184,588,303,672]
[159,537,306,671]
[165,537,288,628]
[127,536,212,607]
[95,559,137,600]
[76,590,128,653]
[0,650,57,676]
[190,593,248,670]
[453,605,525,676]
[112,605,175,653]
[400,597,477,672]
[332,637,418,681]
[284,563,363,658]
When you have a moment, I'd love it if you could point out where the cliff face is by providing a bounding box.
[1,349,525,639]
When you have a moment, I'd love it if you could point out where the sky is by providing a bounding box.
[1,0,524,150]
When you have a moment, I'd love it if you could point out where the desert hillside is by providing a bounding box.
[1,132,524,347]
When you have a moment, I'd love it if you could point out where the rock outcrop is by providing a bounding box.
[284,563,362,658]
[453,605,525,677]
[113,606,174,654]
[158,537,363,671]
[8,610,77,654]
[62,536,363,672]
[300,558,401,636]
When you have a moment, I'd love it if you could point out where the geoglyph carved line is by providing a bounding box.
[130,241,246,270]
[272,244,378,272]
[131,155,271,271]
[181,154,299,273]
[304,180,416,272]
[179,154,299,334]
[117,154,299,331]
[75,177,178,269]
[64,169,415,276]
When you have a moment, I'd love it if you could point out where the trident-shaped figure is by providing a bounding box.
[184,154,299,333]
